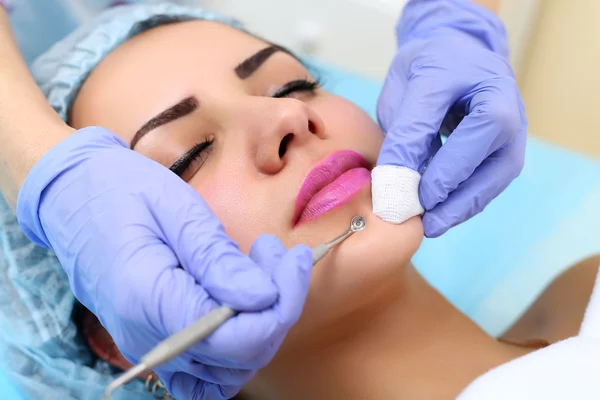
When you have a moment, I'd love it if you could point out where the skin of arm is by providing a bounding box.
[502,255,600,343]
[473,0,500,13]
[0,8,74,209]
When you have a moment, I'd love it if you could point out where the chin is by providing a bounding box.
[292,186,424,332]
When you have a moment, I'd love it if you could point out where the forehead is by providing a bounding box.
[114,20,266,67]
[70,20,269,134]
[89,20,268,88]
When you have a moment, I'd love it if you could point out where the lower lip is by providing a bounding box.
[297,167,371,225]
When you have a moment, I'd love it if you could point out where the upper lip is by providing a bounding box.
[293,150,370,225]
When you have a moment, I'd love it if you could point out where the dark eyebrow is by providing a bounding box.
[130,96,198,149]
[235,44,300,79]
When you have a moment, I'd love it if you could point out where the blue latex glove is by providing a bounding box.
[17,127,313,399]
[376,0,527,237]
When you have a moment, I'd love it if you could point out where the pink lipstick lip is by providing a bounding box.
[293,150,371,226]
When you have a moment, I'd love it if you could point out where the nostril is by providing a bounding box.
[279,133,294,158]
[308,120,316,134]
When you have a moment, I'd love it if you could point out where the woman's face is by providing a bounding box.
[71,21,423,344]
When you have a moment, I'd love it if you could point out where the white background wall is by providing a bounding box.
[190,0,540,80]
[517,0,600,158]
[197,0,403,79]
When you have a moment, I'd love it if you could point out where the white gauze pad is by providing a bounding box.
[372,165,424,224]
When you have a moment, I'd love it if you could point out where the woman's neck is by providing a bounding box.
[243,265,531,400]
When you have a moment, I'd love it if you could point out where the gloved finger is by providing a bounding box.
[267,243,313,327]
[422,134,525,238]
[108,234,278,378]
[425,133,443,172]
[147,182,278,312]
[419,77,523,211]
[376,53,409,133]
[168,371,241,400]
[248,234,288,275]
[377,73,454,172]
[155,357,254,395]
[106,248,221,353]
[189,244,312,369]
[166,361,255,387]
[202,365,256,387]
[189,329,287,373]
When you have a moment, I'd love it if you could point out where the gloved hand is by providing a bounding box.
[457,266,600,400]
[374,0,527,237]
[17,127,313,399]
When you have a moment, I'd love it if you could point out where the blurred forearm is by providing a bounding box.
[0,8,73,209]
[472,0,499,13]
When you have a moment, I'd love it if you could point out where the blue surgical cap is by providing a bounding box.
[1,3,245,399]
[32,2,244,121]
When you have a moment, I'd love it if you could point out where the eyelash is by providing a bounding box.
[171,78,321,178]
[170,137,214,177]
[272,78,322,98]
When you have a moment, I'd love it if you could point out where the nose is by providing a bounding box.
[254,98,325,175]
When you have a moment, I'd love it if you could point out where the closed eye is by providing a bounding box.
[272,78,321,98]
[170,137,214,179]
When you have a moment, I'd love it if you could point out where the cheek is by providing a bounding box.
[306,206,423,319]
[194,174,261,254]
[284,212,424,347]
[315,96,384,160]
[193,170,287,254]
